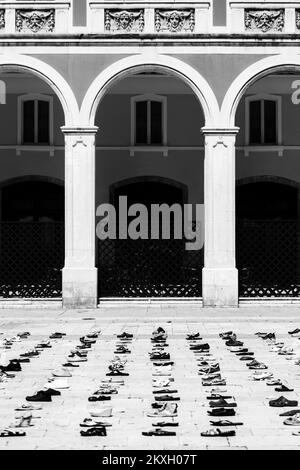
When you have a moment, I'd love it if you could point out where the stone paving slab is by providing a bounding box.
[0,307,300,449]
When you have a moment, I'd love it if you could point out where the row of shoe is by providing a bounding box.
[142,328,179,436]
[258,330,300,364]
[0,331,72,437]
[254,331,300,434]
[190,332,239,437]
[0,331,100,438]
[79,331,133,437]
[0,331,30,350]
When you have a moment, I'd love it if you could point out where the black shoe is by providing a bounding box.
[207,408,236,417]
[26,390,52,402]
[117,332,133,339]
[88,395,111,402]
[0,360,22,372]
[225,340,244,347]
[190,343,210,351]
[62,362,79,367]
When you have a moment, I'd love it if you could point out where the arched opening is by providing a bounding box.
[234,67,300,297]
[95,67,205,298]
[0,67,66,298]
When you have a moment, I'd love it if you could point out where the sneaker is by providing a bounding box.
[89,407,112,418]
[147,403,178,418]
[26,391,52,402]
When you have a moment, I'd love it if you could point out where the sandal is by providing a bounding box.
[284,414,300,426]
[0,429,26,437]
[269,396,298,407]
[208,408,236,417]
[209,398,237,408]
[201,428,236,437]
[142,428,176,436]
[210,420,243,427]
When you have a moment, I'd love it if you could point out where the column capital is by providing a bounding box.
[201,127,240,136]
[61,126,98,136]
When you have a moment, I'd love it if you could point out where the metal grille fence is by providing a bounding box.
[237,219,300,297]
[0,222,64,298]
[97,238,203,297]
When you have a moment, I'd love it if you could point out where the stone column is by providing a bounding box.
[61,126,98,308]
[201,127,239,307]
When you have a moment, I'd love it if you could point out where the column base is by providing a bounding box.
[62,267,98,309]
[202,267,239,307]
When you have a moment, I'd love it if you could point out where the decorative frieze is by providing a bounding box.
[0,10,5,30]
[155,9,195,33]
[104,9,144,33]
[16,10,55,33]
[245,9,284,33]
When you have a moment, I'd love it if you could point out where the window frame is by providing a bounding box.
[18,93,54,146]
[131,94,167,147]
[245,93,282,146]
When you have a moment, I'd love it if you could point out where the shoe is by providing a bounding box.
[154,395,180,402]
[186,333,202,341]
[207,408,236,417]
[201,428,235,437]
[117,332,133,339]
[142,428,176,436]
[190,343,210,351]
[266,379,282,386]
[269,396,298,407]
[15,404,42,411]
[52,369,72,377]
[284,413,300,425]
[62,362,79,367]
[49,333,65,339]
[280,409,300,417]
[153,389,178,394]
[149,352,170,360]
[80,418,111,428]
[89,407,112,418]
[88,395,111,402]
[26,391,52,402]
[275,385,294,392]
[45,379,69,389]
[80,427,106,436]
[202,378,226,387]
[289,328,300,336]
[147,403,178,418]
[209,398,237,408]
[44,388,61,396]
[106,371,129,376]
[0,360,21,372]
[225,340,243,347]
[152,421,179,427]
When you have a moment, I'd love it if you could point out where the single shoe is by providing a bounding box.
[88,395,111,402]
[261,333,276,341]
[207,394,233,400]
[117,332,133,339]
[45,379,69,389]
[80,427,106,437]
[80,418,112,428]
[202,378,226,387]
[68,356,87,363]
[21,350,39,358]
[142,428,176,437]
[209,398,237,408]
[52,369,72,378]
[186,333,202,341]
[190,343,210,351]
[15,404,42,411]
[208,408,236,417]
[225,340,244,347]
[269,396,298,407]
[289,328,300,336]
[0,360,21,372]
[114,346,131,354]
[153,389,178,394]
[280,409,300,417]
[275,384,294,392]
[153,361,174,367]
[283,413,300,426]
[202,373,222,382]
[89,407,112,418]
[49,333,65,339]
[198,365,220,375]
[219,331,233,339]
[147,403,178,418]
[154,395,180,402]
[80,336,96,344]
[252,371,273,381]
[149,352,170,360]
[62,362,79,368]
[210,420,243,427]
[266,379,282,386]
[106,370,129,376]
[152,421,179,427]
[26,391,52,402]
[201,428,236,437]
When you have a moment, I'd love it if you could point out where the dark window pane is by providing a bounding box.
[135,101,147,144]
[264,100,277,144]
[38,100,50,144]
[23,100,35,144]
[151,101,163,144]
[249,100,261,144]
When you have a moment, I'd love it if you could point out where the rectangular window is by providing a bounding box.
[135,100,147,144]
[38,100,50,144]
[249,98,278,145]
[151,101,162,144]
[264,100,277,144]
[23,100,35,144]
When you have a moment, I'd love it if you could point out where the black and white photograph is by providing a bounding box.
[0,0,300,455]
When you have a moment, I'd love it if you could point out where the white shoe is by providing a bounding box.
[45,378,69,389]
[89,407,112,418]
[52,369,72,377]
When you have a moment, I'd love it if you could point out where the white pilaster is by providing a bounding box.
[202,127,239,307]
[62,126,98,308]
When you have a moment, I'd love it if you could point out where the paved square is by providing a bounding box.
[1,306,300,450]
